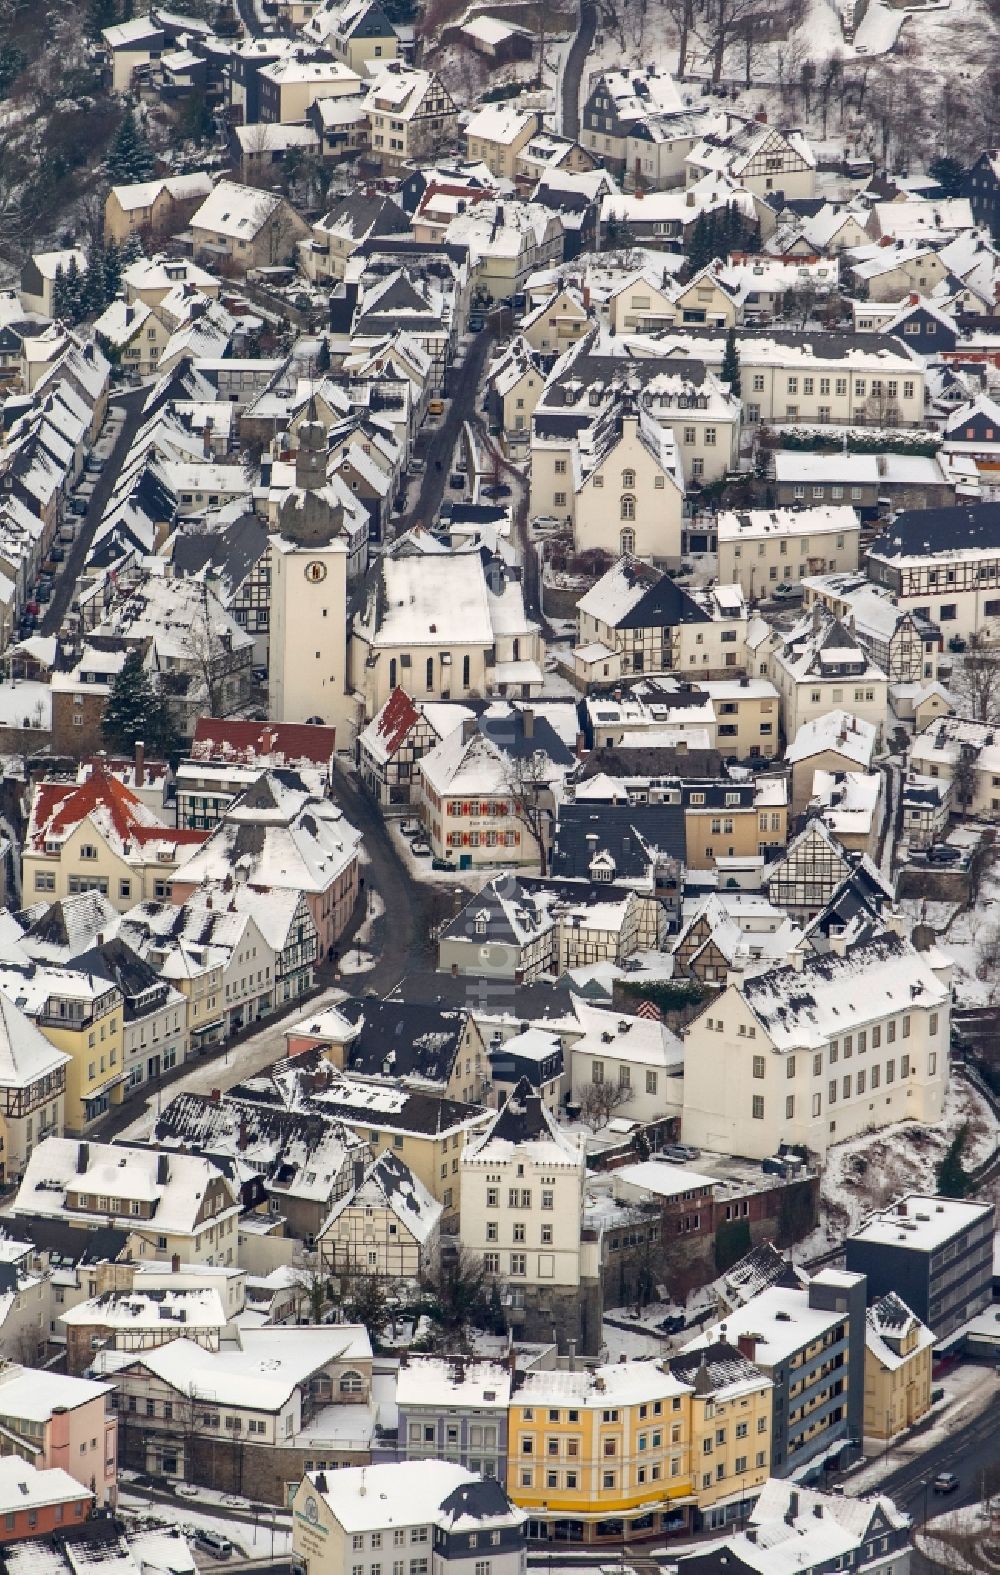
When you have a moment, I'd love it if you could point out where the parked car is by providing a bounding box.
[410,839,431,857]
[926,844,960,864]
[532,514,559,532]
[658,1144,701,1163]
[481,483,512,499]
[933,1473,959,1495]
[194,1528,233,1557]
[658,1314,686,1335]
[67,497,88,516]
[449,472,465,490]
[431,857,454,871]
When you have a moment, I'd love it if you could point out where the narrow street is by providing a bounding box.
[560,0,597,139]
[42,386,148,636]
[399,324,498,534]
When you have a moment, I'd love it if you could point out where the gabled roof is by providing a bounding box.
[27,771,206,858]
[577,554,709,631]
[464,1077,581,1166]
[321,1149,441,1244]
[190,718,337,768]
[333,996,470,1089]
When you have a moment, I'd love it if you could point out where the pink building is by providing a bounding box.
[0,1456,92,1541]
[0,1364,117,1507]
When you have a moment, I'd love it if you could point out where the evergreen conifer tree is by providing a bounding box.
[102,650,178,758]
[108,109,155,184]
[104,238,123,302]
[722,326,741,396]
[52,264,71,322]
[63,255,84,324]
[80,247,108,319]
[121,230,145,265]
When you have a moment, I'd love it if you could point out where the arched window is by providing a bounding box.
[620,527,636,554]
[621,494,636,521]
[339,1371,365,1395]
[621,468,635,488]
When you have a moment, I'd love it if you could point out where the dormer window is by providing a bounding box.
[79,845,97,861]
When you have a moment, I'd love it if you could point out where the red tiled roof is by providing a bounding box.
[190,718,337,767]
[374,686,420,759]
[29,773,206,852]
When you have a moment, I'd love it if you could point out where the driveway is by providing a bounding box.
[42,386,148,636]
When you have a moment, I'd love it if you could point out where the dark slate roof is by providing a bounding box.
[437,1476,520,1527]
[668,1339,766,1395]
[171,512,268,593]
[486,1077,556,1143]
[3,1215,130,1265]
[546,347,708,403]
[552,801,686,878]
[153,1089,342,1173]
[478,709,575,766]
[576,745,724,781]
[441,877,550,945]
[385,969,576,1021]
[322,192,409,239]
[73,936,168,1016]
[336,997,468,1085]
[870,501,1000,561]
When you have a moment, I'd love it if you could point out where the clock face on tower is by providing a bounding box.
[304,560,328,583]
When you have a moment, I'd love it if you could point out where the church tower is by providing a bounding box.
[269,407,352,734]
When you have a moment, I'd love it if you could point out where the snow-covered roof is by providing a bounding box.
[14,1138,239,1237]
[313,1460,523,1533]
[719,503,862,539]
[849,1194,993,1253]
[785,709,876,767]
[0,1458,92,1514]
[396,1356,511,1411]
[320,1150,441,1245]
[190,180,287,242]
[98,1325,371,1410]
[684,1277,858,1367]
[737,930,947,1054]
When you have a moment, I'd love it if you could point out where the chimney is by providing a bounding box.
[567,1339,576,1372]
[737,1333,756,1360]
[353,1156,366,1190]
[788,1491,799,1519]
[171,1253,181,1273]
[134,739,145,789]
[211,1087,222,1102]
[76,1142,89,1174]
[156,1154,170,1186]
[461,717,477,744]
[897,1200,907,1217]
[237,1118,249,1152]
[522,708,534,740]
[203,417,214,458]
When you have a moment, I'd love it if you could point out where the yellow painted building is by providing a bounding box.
[863,1292,934,1441]
[0,967,127,1133]
[507,1344,771,1542]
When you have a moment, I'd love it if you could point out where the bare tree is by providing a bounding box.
[953,634,1000,722]
[289,1249,332,1324]
[664,0,698,77]
[578,1076,630,1130]
[697,0,775,84]
[502,748,553,875]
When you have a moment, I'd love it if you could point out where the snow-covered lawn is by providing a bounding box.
[797,1073,997,1258]
[119,1492,293,1558]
